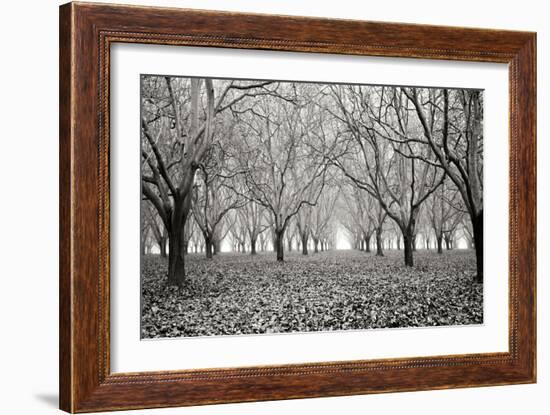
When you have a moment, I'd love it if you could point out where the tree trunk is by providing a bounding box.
[376,228,383,256]
[403,232,414,267]
[314,238,319,253]
[301,233,309,255]
[473,211,483,283]
[167,204,189,286]
[213,239,221,256]
[396,237,401,250]
[437,234,443,254]
[287,238,293,252]
[364,235,371,253]
[275,229,285,261]
[444,236,451,250]
[167,229,186,286]
[412,234,417,252]
[204,236,213,259]
[250,237,257,255]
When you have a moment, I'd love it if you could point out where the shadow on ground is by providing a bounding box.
[35,393,58,408]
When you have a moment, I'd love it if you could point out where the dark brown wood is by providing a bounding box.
[59,3,73,412]
[59,2,537,412]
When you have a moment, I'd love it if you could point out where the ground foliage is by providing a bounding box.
[141,250,483,338]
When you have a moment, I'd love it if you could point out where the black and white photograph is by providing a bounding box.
[140,75,484,339]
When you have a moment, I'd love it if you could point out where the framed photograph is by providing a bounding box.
[59,2,536,412]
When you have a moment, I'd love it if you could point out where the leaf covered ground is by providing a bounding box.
[141,250,483,338]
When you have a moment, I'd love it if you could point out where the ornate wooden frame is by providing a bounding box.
[59,2,536,412]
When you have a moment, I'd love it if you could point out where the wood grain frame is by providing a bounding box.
[59,2,536,412]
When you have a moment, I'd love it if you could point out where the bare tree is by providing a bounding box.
[229,213,248,253]
[371,201,388,256]
[310,185,339,253]
[144,200,168,257]
[426,179,464,254]
[258,230,269,252]
[188,216,202,253]
[240,201,268,255]
[231,84,330,261]
[340,183,375,253]
[327,86,444,266]
[285,220,297,252]
[141,76,272,285]
[192,145,243,259]
[140,203,152,256]
[295,205,312,255]
[404,88,483,281]
[461,216,475,249]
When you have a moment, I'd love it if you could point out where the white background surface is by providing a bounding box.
[0,0,547,414]
[111,44,509,373]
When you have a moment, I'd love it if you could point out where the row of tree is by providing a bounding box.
[141,176,472,256]
[141,77,483,286]
[339,178,473,254]
[141,199,338,256]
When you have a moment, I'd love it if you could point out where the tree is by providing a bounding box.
[295,205,312,255]
[229,213,247,253]
[426,178,464,254]
[340,182,375,253]
[285,220,297,252]
[461,216,475,249]
[231,84,330,261]
[415,205,432,251]
[309,184,339,253]
[141,76,272,285]
[258,231,269,252]
[238,201,268,255]
[188,216,202,253]
[144,200,168,257]
[327,86,444,266]
[141,77,215,285]
[182,213,196,255]
[192,144,243,258]
[371,201,387,256]
[404,88,484,281]
[140,203,152,256]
